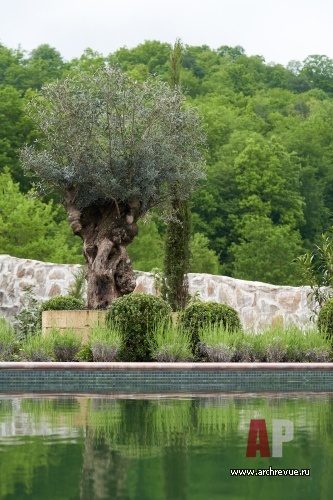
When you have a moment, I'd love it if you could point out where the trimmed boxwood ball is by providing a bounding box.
[318,298,333,340]
[178,301,242,351]
[105,293,172,362]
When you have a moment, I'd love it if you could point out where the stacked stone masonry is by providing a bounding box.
[0,254,314,330]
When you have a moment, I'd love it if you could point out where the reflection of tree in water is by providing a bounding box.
[80,436,129,500]
[81,397,235,499]
[163,431,189,500]
[80,398,194,499]
[77,398,128,500]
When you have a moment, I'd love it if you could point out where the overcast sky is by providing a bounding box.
[1,0,333,66]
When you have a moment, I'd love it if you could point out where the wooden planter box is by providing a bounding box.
[42,310,107,343]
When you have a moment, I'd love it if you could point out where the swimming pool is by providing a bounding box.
[0,392,331,499]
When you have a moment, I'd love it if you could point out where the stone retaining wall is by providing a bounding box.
[0,254,314,330]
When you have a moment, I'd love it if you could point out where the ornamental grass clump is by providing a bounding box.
[198,323,241,362]
[150,320,193,362]
[248,325,331,363]
[51,328,82,362]
[89,324,123,362]
[21,332,54,362]
[233,339,263,362]
[264,337,288,362]
[0,317,16,361]
[198,322,331,362]
[276,325,331,362]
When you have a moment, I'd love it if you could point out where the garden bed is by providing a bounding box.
[2,293,332,364]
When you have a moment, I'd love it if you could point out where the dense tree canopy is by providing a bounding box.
[21,66,205,212]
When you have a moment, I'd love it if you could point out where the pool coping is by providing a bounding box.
[1,362,333,370]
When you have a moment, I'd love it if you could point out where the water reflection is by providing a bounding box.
[0,393,332,499]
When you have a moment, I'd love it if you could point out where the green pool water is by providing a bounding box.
[0,393,331,499]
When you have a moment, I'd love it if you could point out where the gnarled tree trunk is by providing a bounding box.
[64,189,141,309]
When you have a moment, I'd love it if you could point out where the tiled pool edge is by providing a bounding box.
[1,363,333,392]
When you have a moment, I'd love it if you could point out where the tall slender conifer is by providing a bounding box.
[163,39,191,310]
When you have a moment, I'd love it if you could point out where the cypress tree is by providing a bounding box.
[163,39,191,311]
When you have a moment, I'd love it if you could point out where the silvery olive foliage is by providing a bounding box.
[20,66,206,214]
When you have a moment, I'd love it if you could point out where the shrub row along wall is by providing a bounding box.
[0,254,313,330]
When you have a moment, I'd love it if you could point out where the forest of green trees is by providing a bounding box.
[1,40,333,285]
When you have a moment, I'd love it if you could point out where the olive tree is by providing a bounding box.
[20,66,205,308]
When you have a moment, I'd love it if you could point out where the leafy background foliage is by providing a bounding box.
[2,40,333,284]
